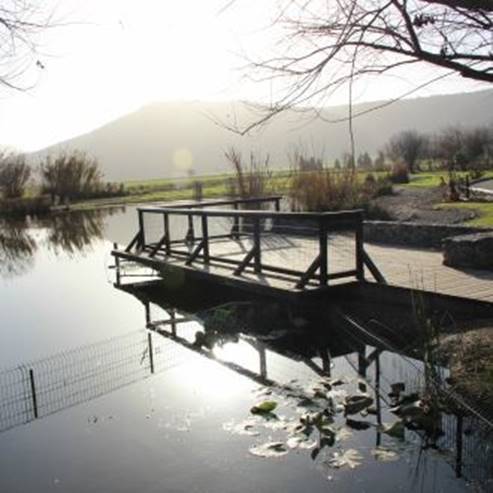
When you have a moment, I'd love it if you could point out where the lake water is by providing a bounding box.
[0,206,490,493]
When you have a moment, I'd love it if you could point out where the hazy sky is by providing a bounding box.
[0,0,488,152]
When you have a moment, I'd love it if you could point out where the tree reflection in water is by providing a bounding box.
[0,207,125,277]
[0,218,37,278]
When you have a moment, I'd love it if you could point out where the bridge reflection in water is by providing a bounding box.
[1,277,492,490]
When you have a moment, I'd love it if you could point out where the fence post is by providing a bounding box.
[113,242,121,285]
[355,212,365,281]
[29,368,38,419]
[163,212,171,255]
[186,214,195,244]
[318,217,328,286]
[232,203,240,239]
[138,210,145,250]
[148,332,155,374]
[201,215,209,263]
[253,217,261,273]
[274,197,280,212]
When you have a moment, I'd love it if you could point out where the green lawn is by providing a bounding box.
[437,202,493,227]
[404,170,493,188]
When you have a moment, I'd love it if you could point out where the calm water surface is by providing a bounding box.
[0,207,487,492]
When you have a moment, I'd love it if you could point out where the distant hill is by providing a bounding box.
[31,89,493,181]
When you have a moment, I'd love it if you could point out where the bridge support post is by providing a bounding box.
[355,212,365,281]
[253,217,261,273]
[319,218,328,286]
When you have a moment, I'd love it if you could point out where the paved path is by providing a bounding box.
[471,179,493,194]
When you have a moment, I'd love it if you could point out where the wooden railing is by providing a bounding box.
[124,197,367,289]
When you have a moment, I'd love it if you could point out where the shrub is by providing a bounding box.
[225,147,272,199]
[0,153,31,198]
[389,163,410,184]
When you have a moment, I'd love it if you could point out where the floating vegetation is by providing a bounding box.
[249,441,289,458]
[343,394,374,416]
[326,449,363,469]
[371,447,400,462]
[223,419,260,436]
[381,420,405,439]
[250,400,278,415]
[286,435,317,450]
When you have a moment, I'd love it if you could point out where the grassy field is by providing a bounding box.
[404,170,493,188]
[437,202,493,227]
[67,169,493,228]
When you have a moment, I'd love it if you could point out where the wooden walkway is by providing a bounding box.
[115,233,493,302]
[112,199,493,304]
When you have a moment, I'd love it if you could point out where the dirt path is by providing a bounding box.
[371,186,476,223]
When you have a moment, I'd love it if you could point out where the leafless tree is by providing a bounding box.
[386,130,427,172]
[229,0,492,133]
[40,150,103,203]
[0,1,53,90]
[0,152,31,198]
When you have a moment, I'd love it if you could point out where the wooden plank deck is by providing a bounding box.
[114,233,493,303]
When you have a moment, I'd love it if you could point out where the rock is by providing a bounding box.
[443,232,493,270]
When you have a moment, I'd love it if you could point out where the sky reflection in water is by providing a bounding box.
[0,207,486,493]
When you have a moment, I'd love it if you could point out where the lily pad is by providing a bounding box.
[327,449,363,469]
[371,447,400,462]
[223,419,260,436]
[251,400,278,414]
[344,394,373,416]
[249,441,289,458]
[286,436,317,450]
[381,420,405,439]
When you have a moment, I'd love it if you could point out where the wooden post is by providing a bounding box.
[163,213,171,255]
[232,202,240,239]
[138,210,145,250]
[455,414,463,478]
[148,332,155,374]
[170,308,177,336]
[318,217,328,286]
[201,215,209,263]
[113,242,121,285]
[144,301,151,327]
[186,214,195,244]
[29,369,38,419]
[253,217,261,273]
[258,343,267,379]
[355,213,364,281]
[274,197,281,212]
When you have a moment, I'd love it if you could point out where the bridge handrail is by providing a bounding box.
[149,195,282,210]
[137,206,363,224]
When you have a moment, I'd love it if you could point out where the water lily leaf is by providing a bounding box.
[297,397,318,408]
[344,394,373,416]
[286,436,317,450]
[311,447,321,461]
[381,420,405,439]
[249,441,288,458]
[329,378,347,387]
[391,400,424,418]
[391,382,405,394]
[346,418,372,431]
[371,447,399,462]
[223,419,260,436]
[327,449,363,469]
[358,380,367,393]
[251,400,277,414]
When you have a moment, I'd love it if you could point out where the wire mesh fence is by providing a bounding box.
[0,329,179,434]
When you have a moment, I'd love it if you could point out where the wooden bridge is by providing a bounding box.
[111,196,386,296]
[112,196,493,303]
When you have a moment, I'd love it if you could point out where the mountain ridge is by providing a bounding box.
[32,89,493,181]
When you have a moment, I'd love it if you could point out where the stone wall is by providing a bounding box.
[363,220,492,249]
